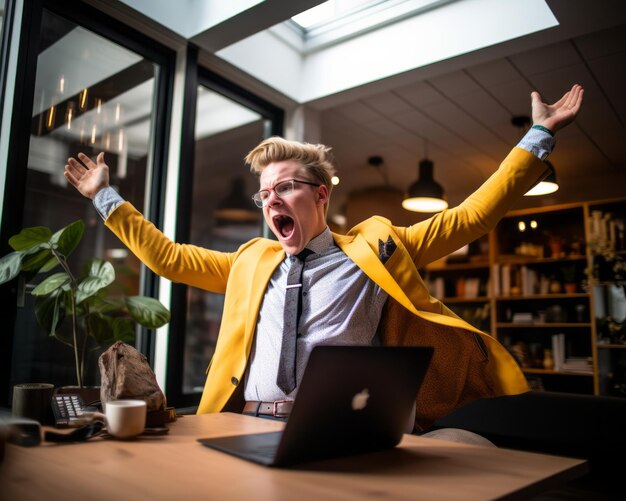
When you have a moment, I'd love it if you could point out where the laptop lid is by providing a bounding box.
[198,345,433,467]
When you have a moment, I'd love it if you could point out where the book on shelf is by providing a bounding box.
[551,333,565,371]
[550,333,593,374]
[561,357,593,374]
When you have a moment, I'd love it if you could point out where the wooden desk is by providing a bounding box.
[0,412,587,500]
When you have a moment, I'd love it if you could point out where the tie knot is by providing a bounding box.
[296,248,313,261]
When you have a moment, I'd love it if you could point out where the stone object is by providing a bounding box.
[99,341,166,413]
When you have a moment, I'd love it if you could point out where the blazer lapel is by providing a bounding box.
[334,232,416,314]
[244,245,285,351]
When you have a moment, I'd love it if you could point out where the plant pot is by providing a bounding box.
[564,283,577,294]
[12,383,55,425]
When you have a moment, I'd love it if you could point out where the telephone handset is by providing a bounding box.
[51,393,99,427]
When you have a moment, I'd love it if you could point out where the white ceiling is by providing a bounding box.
[110,0,626,221]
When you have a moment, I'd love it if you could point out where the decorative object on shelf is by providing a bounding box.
[587,209,626,283]
[596,316,626,345]
[549,277,562,294]
[0,220,171,388]
[547,234,565,258]
[560,264,578,293]
[543,349,555,370]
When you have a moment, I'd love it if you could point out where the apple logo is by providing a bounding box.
[351,388,370,411]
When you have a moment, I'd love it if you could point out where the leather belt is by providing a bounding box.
[243,400,293,418]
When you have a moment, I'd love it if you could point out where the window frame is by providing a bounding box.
[0,0,175,406]
[165,46,284,409]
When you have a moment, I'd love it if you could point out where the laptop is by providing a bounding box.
[197,345,433,467]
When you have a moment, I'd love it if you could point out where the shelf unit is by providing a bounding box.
[421,197,626,397]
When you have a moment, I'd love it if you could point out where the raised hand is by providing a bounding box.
[531,84,584,133]
[64,152,110,200]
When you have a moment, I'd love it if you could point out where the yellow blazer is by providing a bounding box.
[105,147,547,429]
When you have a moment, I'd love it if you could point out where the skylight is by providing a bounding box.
[292,1,381,30]
[286,0,456,53]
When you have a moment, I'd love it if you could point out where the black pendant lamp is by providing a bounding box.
[524,160,559,196]
[402,157,448,213]
[214,177,260,222]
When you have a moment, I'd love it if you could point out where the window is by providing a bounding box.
[6,4,172,391]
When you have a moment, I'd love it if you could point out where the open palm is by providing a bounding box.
[64,152,110,200]
[531,84,584,133]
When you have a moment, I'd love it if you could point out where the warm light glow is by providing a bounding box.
[118,129,124,151]
[79,88,88,110]
[59,75,65,93]
[115,103,121,123]
[331,176,340,185]
[524,180,559,196]
[46,106,56,129]
[105,132,111,150]
[518,221,526,232]
[80,125,85,143]
[65,104,73,130]
[402,196,448,213]
[91,124,97,144]
[530,220,538,229]
[96,98,102,114]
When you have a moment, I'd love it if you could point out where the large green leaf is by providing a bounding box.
[86,294,124,314]
[0,252,24,285]
[34,290,65,337]
[125,296,170,328]
[86,313,114,345]
[9,226,52,251]
[76,259,115,304]
[31,272,71,296]
[112,317,135,343]
[51,220,84,257]
[39,256,60,273]
[20,248,54,272]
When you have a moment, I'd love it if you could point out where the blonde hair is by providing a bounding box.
[245,137,337,197]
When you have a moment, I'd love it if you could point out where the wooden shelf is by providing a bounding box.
[425,261,489,271]
[496,293,590,301]
[420,196,626,397]
[496,255,587,265]
[439,296,491,303]
[523,368,593,376]
[496,322,592,328]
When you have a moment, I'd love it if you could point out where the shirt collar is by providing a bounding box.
[288,226,334,257]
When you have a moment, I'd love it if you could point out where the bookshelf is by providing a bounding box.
[421,197,626,397]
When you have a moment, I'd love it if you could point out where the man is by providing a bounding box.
[64,85,584,433]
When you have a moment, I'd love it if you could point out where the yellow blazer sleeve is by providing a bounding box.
[397,147,548,267]
[105,201,235,293]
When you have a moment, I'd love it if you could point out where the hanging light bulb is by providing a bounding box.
[402,157,448,213]
[524,160,559,196]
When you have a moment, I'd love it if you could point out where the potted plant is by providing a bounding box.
[0,219,170,389]
[560,264,578,294]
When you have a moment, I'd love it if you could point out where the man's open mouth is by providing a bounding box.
[273,215,294,238]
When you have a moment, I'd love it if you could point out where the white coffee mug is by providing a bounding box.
[102,400,147,439]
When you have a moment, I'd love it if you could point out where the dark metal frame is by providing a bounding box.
[0,0,175,406]
[165,48,284,408]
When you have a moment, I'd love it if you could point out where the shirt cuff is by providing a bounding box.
[93,186,124,220]
[517,128,555,160]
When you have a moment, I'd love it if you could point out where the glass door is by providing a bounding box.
[168,67,283,408]
[5,4,172,393]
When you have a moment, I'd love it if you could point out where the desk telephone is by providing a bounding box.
[51,393,100,427]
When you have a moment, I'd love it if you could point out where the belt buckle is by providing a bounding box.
[272,400,290,418]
